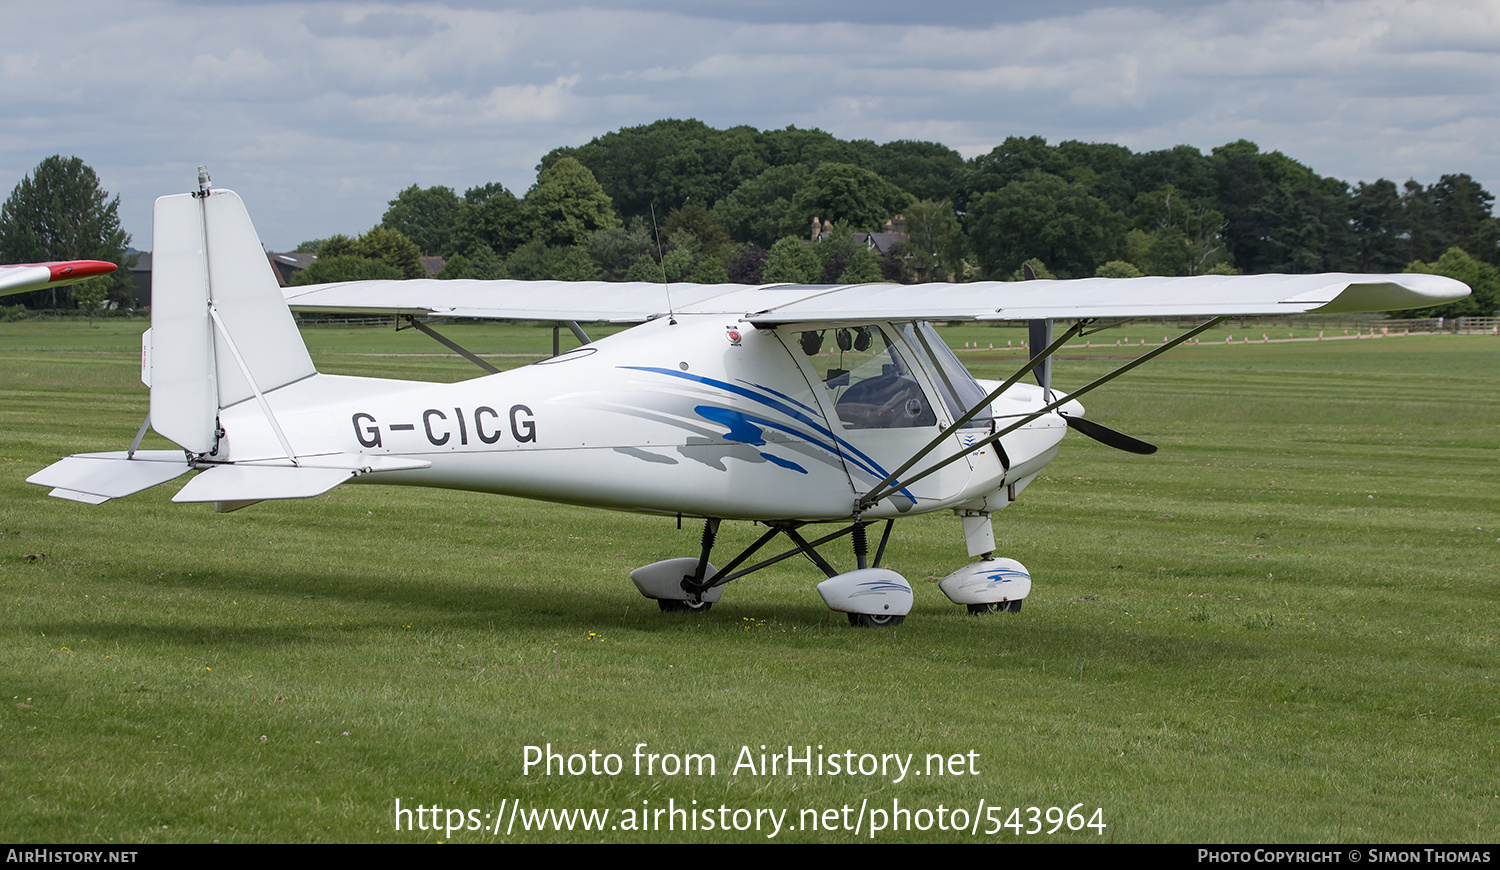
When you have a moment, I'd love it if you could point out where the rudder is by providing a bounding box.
[148,184,315,456]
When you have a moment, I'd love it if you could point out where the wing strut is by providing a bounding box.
[855,320,1091,513]
[402,316,500,374]
[860,316,1226,511]
[551,321,591,356]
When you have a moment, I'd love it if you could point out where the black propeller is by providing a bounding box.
[1060,412,1158,455]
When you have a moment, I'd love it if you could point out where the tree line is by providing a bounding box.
[4,121,1498,317]
[323,120,1498,317]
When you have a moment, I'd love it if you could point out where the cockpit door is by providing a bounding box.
[778,323,979,513]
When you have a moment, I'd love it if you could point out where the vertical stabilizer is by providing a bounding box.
[148,188,315,455]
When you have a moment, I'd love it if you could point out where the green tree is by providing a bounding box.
[832,244,883,283]
[761,237,822,284]
[1404,247,1498,318]
[1129,145,1217,206]
[785,163,912,238]
[870,140,965,204]
[1055,140,1137,211]
[1351,179,1409,272]
[760,125,874,169]
[435,252,469,280]
[381,185,461,255]
[0,155,134,308]
[448,182,527,258]
[543,120,766,221]
[73,278,111,325]
[713,164,810,249]
[290,256,404,285]
[624,254,665,283]
[811,225,885,283]
[501,240,598,281]
[1427,174,1500,267]
[319,234,357,258]
[958,136,1069,210]
[436,245,506,280]
[659,248,695,283]
[352,226,425,279]
[689,253,730,284]
[525,158,620,248]
[587,218,657,280]
[1127,186,1227,275]
[664,204,731,257]
[1010,258,1055,281]
[902,199,967,282]
[1211,141,1354,273]
[470,245,507,279]
[1095,260,1144,278]
[299,228,423,281]
[967,170,1124,278]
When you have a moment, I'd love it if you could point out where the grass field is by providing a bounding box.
[1,319,1495,843]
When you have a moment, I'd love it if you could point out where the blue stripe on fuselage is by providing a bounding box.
[622,366,916,502]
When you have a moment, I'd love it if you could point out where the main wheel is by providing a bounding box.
[847,612,905,628]
[658,598,712,613]
[967,600,1023,615]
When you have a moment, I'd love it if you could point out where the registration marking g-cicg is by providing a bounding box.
[352,404,536,449]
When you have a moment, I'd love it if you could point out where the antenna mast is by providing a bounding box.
[650,203,676,325]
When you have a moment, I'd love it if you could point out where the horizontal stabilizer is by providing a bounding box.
[173,465,358,503]
[171,453,431,503]
[27,450,191,503]
[48,489,112,505]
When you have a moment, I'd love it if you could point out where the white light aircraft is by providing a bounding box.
[4,172,1471,626]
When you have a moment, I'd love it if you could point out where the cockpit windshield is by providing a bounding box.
[899,322,991,429]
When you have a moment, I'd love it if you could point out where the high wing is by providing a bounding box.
[0,260,118,296]
[282,272,1469,323]
[284,279,735,322]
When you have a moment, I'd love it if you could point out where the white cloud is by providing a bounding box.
[0,0,1495,249]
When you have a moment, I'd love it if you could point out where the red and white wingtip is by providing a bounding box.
[0,260,118,297]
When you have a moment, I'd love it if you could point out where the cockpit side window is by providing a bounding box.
[797,326,937,430]
[900,322,991,429]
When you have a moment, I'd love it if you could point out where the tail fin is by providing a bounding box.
[29,180,429,508]
[147,187,315,455]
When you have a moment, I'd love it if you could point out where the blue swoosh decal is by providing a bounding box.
[695,406,767,446]
[624,366,917,502]
[760,452,808,474]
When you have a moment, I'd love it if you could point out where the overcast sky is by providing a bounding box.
[2,0,1496,252]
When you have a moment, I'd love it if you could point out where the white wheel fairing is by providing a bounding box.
[630,557,724,603]
[938,558,1032,606]
[816,568,914,617]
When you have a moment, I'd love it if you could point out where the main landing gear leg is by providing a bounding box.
[840,521,904,626]
[631,518,911,627]
[665,518,720,612]
[629,518,723,612]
